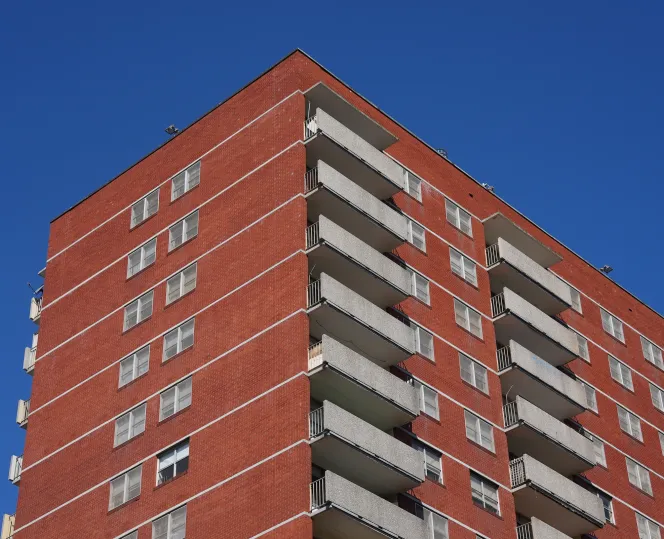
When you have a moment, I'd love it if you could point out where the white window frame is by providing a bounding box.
[601,308,625,342]
[171,161,201,201]
[413,324,435,360]
[114,404,147,447]
[618,405,643,441]
[596,490,614,524]
[642,336,664,370]
[609,355,634,390]
[459,353,488,394]
[445,199,472,236]
[413,440,443,484]
[591,436,607,467]
[659,431,664,456]
[412,272,430,304]
[166,263,198,305]
[131,189,159,228]
[119,346,150,388]
[413,380,439,419]
[160,377,193,420]
[163,319,195,361]
[470,472,500,515]
[454,299,483,338]
[449,248,477,286]
[423,508,449,539]
[169,211,199,252]
[576,333,590,362]
[650,383,664,412]
[569,286,582,313]
[157,440,190,485]
[109,465,142,510]
[584,383,598,413]
[636,513,661,539]
[464,410,495,452]
[127,238,157,278]
[123,290,154,331]
[408,220,426,252]
[404,170,422,201]
[627,458,653,495]
[152,505,187,539]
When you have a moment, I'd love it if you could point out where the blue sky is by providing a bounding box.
[1,0,663,517]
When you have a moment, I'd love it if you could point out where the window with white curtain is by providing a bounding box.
[131,189,159,228]
[470,472,499,515]
[454,299,482,338]
[618,405,643,441]
[114,404,146,446]
[408,220,426,252]
[123,290,154,331]
[445,199,472,236]
[601,308,625,342]
[642,336,664,369]
[636,513,661,539]
[157,440,190,484]
[171,161,201,201]
[160,377,192,420]
[153,506,187,539]
[459,353,488,394]
[109,466,142,510]
[412,380,439,419]
[450,248,477,286]
[119,346,150,388]
[163,319,195,361]
[127,238,157,278]
[167,263,198,304]
[169,211,199,251]
[404,170,422,201]
[627,458,653,495]
[609,356,634,390]
[464,410,495,452]
[412,272,430,304]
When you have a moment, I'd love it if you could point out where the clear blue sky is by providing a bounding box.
[1,0,663,516]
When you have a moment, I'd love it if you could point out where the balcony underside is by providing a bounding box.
[313,505,401,539]
[512,484,603,537]
[306,187,404,253]
[506,423,595,476]
[499,367,584,420]
[308,243,408,308]
[488,263,570,316]
[309,303,412,368]
[310,363,416,431]
[494,314,576,367]
[305,134,401,200]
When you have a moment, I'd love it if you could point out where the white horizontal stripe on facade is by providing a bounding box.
[248,513,310,539]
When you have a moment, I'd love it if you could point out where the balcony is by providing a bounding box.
[308,335,419,430]
[306,217,411,308]
[491,289,579,367]
[486,239,572,315]
[516,518,572,539]
[8,456,22,485]
[29,296,42,324]
[497,340,586,420]
[504,397,595,476]
[310,472,429,539]
[304,108,404,200]
[1,514,14,539]
[305,161,408,253]
[307,274,416,367]
[510,455,604,536]
[23,332,38,374]
[16,399,30,429]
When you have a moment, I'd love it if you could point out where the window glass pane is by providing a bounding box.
[161,387,176,420]
[164,328,179,360]
[178,378,193,411]
[167,273,182,304]
[170,506,187,539]
[110,476,125,509]
[182,264,197,295]
[119,356,135,387]
[143,239,156,266]
[409,221,426,251]
[169,221,184,250]
[181,319,195,350]
[132,405,146,436]
[115,414,130,446]
[187,162,201,189]
[171,171,187,200]
[136,346,150,377]
[184,211,199,241]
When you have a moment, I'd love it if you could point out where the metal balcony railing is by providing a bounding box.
[307,280,322,308]
[29,296,42,323]
[310,477,326,510]
[503,401,519,428]
[304,116,318,139]
[8,456,22,484]
[309,407,325,438]
[308,341,323,370]
[497,345,512,371]
[516,523,533,539]
[491,293,506,318]
[23,346,36,373]
[1,514,15,539]
[306,222,320,249]
[304,167,319,193]
[486,243,501,267]
[509,457,527,488]
[16,399,30,427]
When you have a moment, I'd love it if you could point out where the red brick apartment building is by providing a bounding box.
[3,49,664,539]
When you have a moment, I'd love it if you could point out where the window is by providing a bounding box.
[423,508,448,539]
[642,336,664,369]
[160,378,192,420]
[627,457,653,495]
[404,170,422,201]
[577,333,590,362]
[413,324,434,360]
[171,161,201,201]
[408,220,426,252]
[153,506,187,539]
[412,272,430,304]
[109,466,142,510]
[157,441,190,484]
[470,472,500,515]
[601,308,625,342]
[127,238,157,278]
[131,189,159,228]
[163,319,195,361]
[650,384,664,412]
[591,436,607,467]
[618,406,643,441]
[609,355,633,390]
[413,440,442,483]
[596,491,614,524]
[169,211,199,251]
[584,383,598,413]
[450,248,477,286]
[636,513,661,539]
[464,411,495,452]
[459,353,488,394]
[114,404,147,446]
[569,286,582,313]
[445,199,472,236]
[659,431,664,455]
[413,380,439,419]
[124,291,154,331]
[167,264,198,304]
[119,346,150,388]
[454,299,482,338]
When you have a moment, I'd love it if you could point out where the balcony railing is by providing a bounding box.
[16,399,30,427]
[510,457,527,488]
[304,167,319,193]
[8,456,22,485]
[306,222,320,249]
[486,243,501,267]
[309,407,325,438]
[305,116,318,140]
[23,346,36,373]
[516,523,533,539]
[307,280,322,308]
[497,345,512,371]
[29,296,42,323]
[491,293,507,318]
[310,477,326,510]
[1,514,14,539]
[308,341,323,370]
[503,401,519,428]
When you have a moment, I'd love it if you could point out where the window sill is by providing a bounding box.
[122,315,152,336]
[126,261,156,282]
[472,502,502,519]
[612,379,635,394]
[630,483,654,499]
[170,184,200,205]
[129,212,158,232]
[162,344,194,365]
[112,431,145,452]
[467,438,496,456]
[603,331,626,346]
[154,469,189,491]
[164,288,196,310]
[167,234,198,256]
[107,494,141,515]
[158,405,191,426]
[461,380,490,398]
[420,412,441,425]
[447,222,474,240]
[455,324,484,343]
[117,371,149,392]
[450,271,480,291]
[622,431,645,445]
